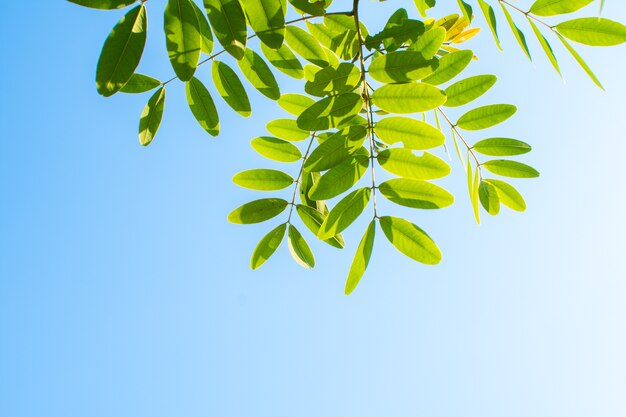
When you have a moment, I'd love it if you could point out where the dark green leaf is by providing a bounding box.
[204,0,247,60]
[191,0,214,54]
[138,87,166,146]
[120,73,161,94]
[186,76,219,136]
[237,48,280,100]
[164,0,201,81]
[68,0,137,10]
[368,51,439,84]
[212,60,251,117]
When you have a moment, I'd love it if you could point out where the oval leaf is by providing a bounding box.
[287,225,315,269]
[277,94,315,116]
[251,136,302,162]
[138,87,166,146]
[96,5,147,96]
[285,25,329,67]
[260,42,304,79]
[371,83,447,114]
[186,77,219,136]
[344,220,376,295]
[379,216,441,265]
[304,125,367,172]
[377,149,451,180]
[68,0,137,9]
[375,116,445,150]
[251,223,286,269]
[212,60,251,117]
[120,73,161,94]
[456,104,517,130]
[297,93,363,131]
[368,51,439,84]
[318,188,371,240]
[484,179,526,212]
[556,18,626,46]
[478,180,500,215]
[228,198,289,223]
[378,178,454,209]
[423,49,473,85]
[242,0,285,49]
[296,205,345,249]
[444,74,497,108]
[204,0,247,59]
[267,119,310,141]
[472,138,531,156]
[164,0,201,81]
[309,154,370,200]
[482,160,540,178]
[237,48,281,100]
[233,169,293,191]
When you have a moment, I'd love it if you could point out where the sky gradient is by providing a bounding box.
[2,1,626,416]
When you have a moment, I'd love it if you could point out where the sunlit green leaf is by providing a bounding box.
[204,0,247,60]
[378,179,454,209]
[500,3,531,60]
[267,118,310,141]
[228,198,289,223]
[375,116,445,150]
[212,60,251,117]
[377,149,450,180]
[423,50,473,85]
[444,75,497,108]
[68,0,137,10]
[484,179,526,211]
[479,180,500,215]
[344,220,375,295]
[288,225,315,268]
[309,154,370,200]
[241,0,285,49]
[96,5,147,96]
[251,136,302,162]
[368,51,438,84]
[237,48,280,100]
[456,104,517,130]
[528,19,561,76]
[409,27,446,59]
[260,42,304,79]
[186,76,219,136]
[477,0,501,50]
[297,93,363,131]
[233,169,294,191]
[191,0,214,54]
[472,138,531,156]
[555,33,603,89]
[296,205,344,249]
[251,223,286,269]
[319,188,371,240]
[138,87,166,146]
[304,125,367,172]
[285,25,329,67]
[277,94,315,116]
[371,83,447,114]
[482,160,540,178]
[556,18,626,46]
[529,0,594,17]
[304,63,361,97]
[164,0,201,81]
[120,73,161,94]
[379,216,441,265]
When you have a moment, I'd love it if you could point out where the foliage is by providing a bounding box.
[69,0,626,293]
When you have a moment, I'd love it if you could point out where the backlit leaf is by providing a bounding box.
[378,179,454,209]
[484,179,526,211]
[233,169,294,191]
[371,83,447,114]
[304,125,367,172]
[309,154,370,200]
[296,205,344,249]
[164,0,201,81]
[456,104,517,130]
[556,18,626,46]
[379,216,441,265]
[344,220,375,295]
[186,76,219,136]
[472,138,531,156]
[204,0,247,60]
[228,198,289,223]
[375,116,445,150]
[530,0,594,17]
[267,119,310,141]
[423,50,474,85]
[478,180,500,215]
[212,60,251,117]
[368,51,439,84]
[482,160,540,178]
[444,75,497,107]
[318,188,371,240]
[277,94,315,116]
[241,0,285,49]
[251,136,302,162]
[138,87,166,146]
[237,48,281,100]
[297,93,363,131]
[285,26,329,67]
[260,42,304,79]
[120,73,161,94]
[288,225,315,268]
[251,223,286,269]
[377,149,450,180]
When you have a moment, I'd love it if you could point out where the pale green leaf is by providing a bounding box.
[120,73,161,94]
[267,119,310,141]
[297,93,363,131]
[296,205,344,249]
[277,94,315,116]
[556,17,626,46]
[260,42,304,79]
[456,104,517,130]
[241,0,285,49]
[377,149,451,180]
[484,179,526,211]
[530,0,594,17]
[444,74,497,108]
[379,216,441,265]
[309,154,370,200]
[478,180,500,215]
[472,138,531,156]
[368,51,439,84]
[304,125,367,172]
[285,25,329,67]
[251,136,302,162]
[482,160,540,178]
[375,116,445,150]
[204,0,247,60]
[371,83,447,114]
[423,50,474,85]
[378,178,454,209]
[233,169,294,191]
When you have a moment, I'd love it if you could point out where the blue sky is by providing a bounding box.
[1,1,626,416]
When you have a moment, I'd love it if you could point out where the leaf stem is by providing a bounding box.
[286,132,317,224]
[353,0,378,218]
[436,107,482,172]
[498,0,555,31]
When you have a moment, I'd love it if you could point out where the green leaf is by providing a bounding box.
[472,138,531,156]
[288,0,329,16]
[267,119,310,141]
[409,27,447,59]
[444,75,497,107]
[378,178,454,209]
[191,0,214,54]
[482,160,540,178]
[277,94,315,116]
[233,169,294,191]
[304,125,367,172]
[304,62,361,97]
[285,26,329,67]
[204,0,247,60]
[260,42,304,79]
[371,83,447,114]
[309,154,370,200]
[68,0,137,10]
[300,172,328,213]
[296,205,344,249]
[164,0,201,81]
[530,0,594,17]
[457,0,473,22]
[251,223,286,269]
[478,180,500,215]
[471,164,481,224]
[318,188,371,240]
[528,19,561,76]
[556,18,626,46]
[456,104,517,130]
[484,179,526,212]
[368,51,439,84]
[212,60,251,117]
[344,220,375,295]
[120,73,161,94]
[138,87,166,146]
[251,136,302,162]
[228,198,289,223]
[237,48,280,100]
[379,216,441,265]
[186,76,220,136]
[241,0,285,49]
[377,149,451,180]
[95,5,147,96]
[375,116,445,150]
[423,50,474,85]
[287,225,315,269]
[477,0,502,50]
[555,32,603,89]
[500,3,532,60]
[297,93,363,131]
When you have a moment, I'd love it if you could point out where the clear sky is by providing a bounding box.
[1,1,626,416]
